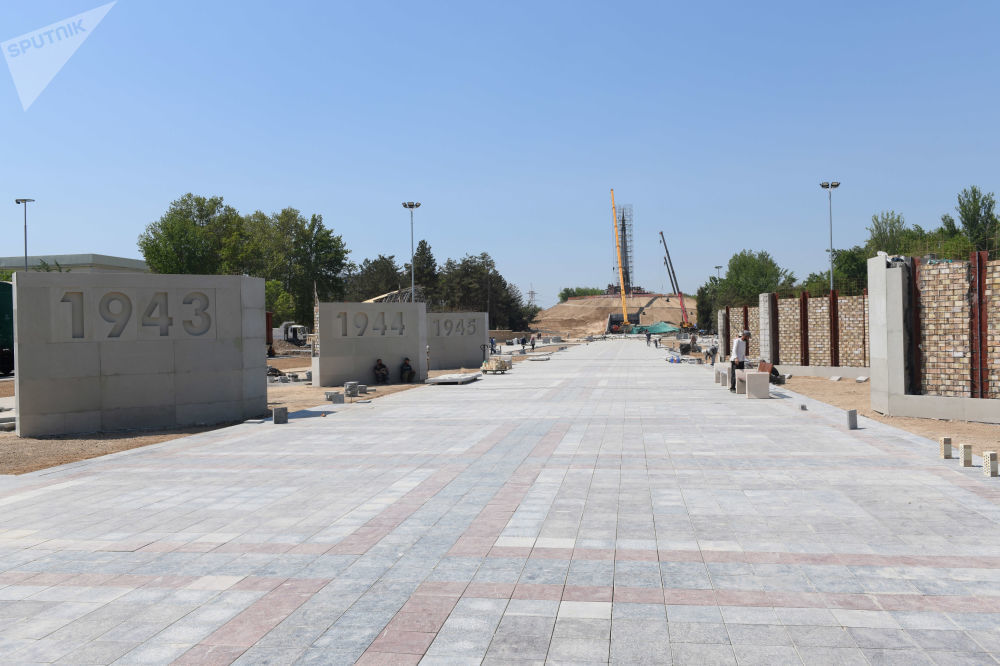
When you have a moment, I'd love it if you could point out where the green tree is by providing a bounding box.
[345,255,403,301]
[717,250,794,306]
[286,213,349,324]
[864,210,907,255]
[138,194,244,274]
[954,185,999,252]
[0,269,11,282]
[695,278,721,331]
[410,239,439,302]
[558,287,605,302]
[265,280,296,323]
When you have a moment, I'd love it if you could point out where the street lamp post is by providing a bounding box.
[14,198,34,272]
[714,265,722,280]
[819,182,840,294]
[401,202,421,302]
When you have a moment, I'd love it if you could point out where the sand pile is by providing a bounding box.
[532,294,696,337]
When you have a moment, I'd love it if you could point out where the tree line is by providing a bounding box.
[138,194,538,330]
[694,185,1000,330]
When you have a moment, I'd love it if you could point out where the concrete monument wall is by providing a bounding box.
[14,273,266,436]
[427,312,489,370]
[312,302,427,387]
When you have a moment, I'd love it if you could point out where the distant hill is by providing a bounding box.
[531,293,696,337]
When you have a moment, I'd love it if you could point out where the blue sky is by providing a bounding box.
[2,1,998,307]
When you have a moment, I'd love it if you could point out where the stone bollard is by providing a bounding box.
[325,391,344,404]
[344,381,359,398]
[358,384,368,394]
[272,407,288,424]
[940,437,952,459]
[985,452,998,477]
[846,409,858,430]
[961,444,973,467]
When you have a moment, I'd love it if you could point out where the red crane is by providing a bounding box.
[659,231,693,329]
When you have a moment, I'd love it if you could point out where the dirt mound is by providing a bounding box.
[532,294,696,338]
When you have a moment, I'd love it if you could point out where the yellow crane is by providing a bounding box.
[610,189,630,331]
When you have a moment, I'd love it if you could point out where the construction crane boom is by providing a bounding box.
[611,189,629,330]
[659,231,692,328]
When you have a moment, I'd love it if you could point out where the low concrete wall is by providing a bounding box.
[14,272,266,436]
[312,302,427,387]
[428,312,489,370]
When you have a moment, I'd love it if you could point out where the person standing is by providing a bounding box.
[730,330,750,392]
[645,331,652,346]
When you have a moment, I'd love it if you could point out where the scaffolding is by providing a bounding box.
[364,286,425,303]
[612,204,634,297]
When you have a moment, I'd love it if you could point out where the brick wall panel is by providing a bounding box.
[838,294,869,367]
[986,260,1000,399]
[776,298,801,365]
[747,307,759,358]
[919,262,971,397]
[807,298,831,367]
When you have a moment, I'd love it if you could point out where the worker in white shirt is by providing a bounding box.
[730,329,750,392]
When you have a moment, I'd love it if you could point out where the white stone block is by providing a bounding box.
[830,376,841,382]
[745,372,769,399]
[961,443,973,467]
[940,437,952,459]
[985,452,998,477]
[856,376,869,383]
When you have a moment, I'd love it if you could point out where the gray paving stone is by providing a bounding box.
[670,642,737,665]
[546,636,609,662]
[668,622,730,644]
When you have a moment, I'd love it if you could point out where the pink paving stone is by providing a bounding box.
[715,590,770,606]
[512,584,563,600]
[699,550,747,563]
[21,572,75,585]
[63,573,119,586]
[614,587,668,604]
[356,652,422,666]
[464,582,515,599]
[530,547,574,560]
[175,542,224,553]
[561,585,613,602]
[367,629,436,654]
[286,543,333,555]
[232,576,286,592]
[657,550,705,562]
[137,541,183,553]
[142,575,199,589]
[663,589,718,605]
[614,549,659,562]
[766,591,827,608]
[400,595,459,616]
[201,583,319,648]
[415,581,467,597]
[488,546,533,558]
[573,548,616,561]
[388,611,448,633]
[0,571,39,585]
[173,644,246,666]
[822,593,881,610]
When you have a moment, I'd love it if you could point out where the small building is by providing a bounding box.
[0,253,149,274]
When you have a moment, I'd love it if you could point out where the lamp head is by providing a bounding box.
[830,181,840,188]
[402,201,421,209]
[819,182,830,189]
[14,198,34,204]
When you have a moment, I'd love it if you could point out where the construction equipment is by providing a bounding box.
[610,189,630,332]
[0,281,12,375]
[658,231,695,330]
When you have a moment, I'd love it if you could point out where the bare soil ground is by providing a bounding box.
[785,376,1000,457]
[532,294,696,338]
[0,351,550,476]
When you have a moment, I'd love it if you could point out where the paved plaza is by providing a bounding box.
[2,340,1000,664]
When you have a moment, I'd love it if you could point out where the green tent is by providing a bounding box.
[642,321,680,334]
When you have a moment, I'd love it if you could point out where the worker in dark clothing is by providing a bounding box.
[400,357,416,383]
[373,359,389,384]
